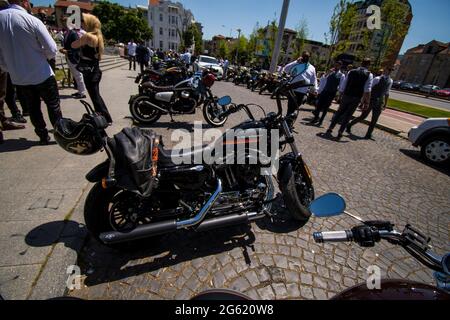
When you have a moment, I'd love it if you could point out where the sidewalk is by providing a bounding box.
[329,103,424,139]
[0,66,137,300]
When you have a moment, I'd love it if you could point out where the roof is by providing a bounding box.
[54,1,94,11]
[405,40,450,55]
[31,6,55,16]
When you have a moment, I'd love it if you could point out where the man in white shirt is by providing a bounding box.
[347,68,393,139]
[311,60,345,126]
[127,40,137,71]
[325,58,373,141]
[283,51,318,116]
[0,0,62,144]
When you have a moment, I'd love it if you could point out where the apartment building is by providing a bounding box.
[148,0,195,52]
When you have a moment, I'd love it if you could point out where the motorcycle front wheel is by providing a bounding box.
[203,100,228,127]
[129,96,162,124]
[279,165,314,221]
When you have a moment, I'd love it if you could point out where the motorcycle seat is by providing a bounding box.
[142,81,175,92]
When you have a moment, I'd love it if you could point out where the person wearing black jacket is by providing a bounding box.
[311,60,345,126]
[325,58,373,140]
[136,42,150,74]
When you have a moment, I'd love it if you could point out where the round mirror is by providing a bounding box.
[309,193,346,218]
[218,96,232,106]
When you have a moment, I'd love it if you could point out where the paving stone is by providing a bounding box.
[257,285,275,300]
[300,273,313,286]
[272,283,289,299]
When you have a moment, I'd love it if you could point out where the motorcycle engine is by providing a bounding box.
[172,91,197,113]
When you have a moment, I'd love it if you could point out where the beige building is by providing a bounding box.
[396,40,450,88]
[339,0,412,68]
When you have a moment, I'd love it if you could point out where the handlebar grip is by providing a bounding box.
[313,231,354,243]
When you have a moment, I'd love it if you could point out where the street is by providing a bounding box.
[44,68,449,300]
[390,90,450,111]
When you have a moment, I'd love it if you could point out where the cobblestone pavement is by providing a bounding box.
[69,80,450,300]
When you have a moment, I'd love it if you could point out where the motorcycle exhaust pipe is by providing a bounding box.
[195,211,265,232]
[142,100,168,114]
[99,179,222,245]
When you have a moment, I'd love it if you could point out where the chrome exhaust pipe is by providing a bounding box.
[99,179,222,244]
[142,100,168,114]
[176,179,222,229]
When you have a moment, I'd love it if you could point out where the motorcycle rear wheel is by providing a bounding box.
[84,183,161,249]
[129,96,162,124]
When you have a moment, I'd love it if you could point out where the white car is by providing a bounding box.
[194,55,224,80]
[408,118,450,165]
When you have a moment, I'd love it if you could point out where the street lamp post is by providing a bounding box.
[235,28,241,65]
[269,0,290,73]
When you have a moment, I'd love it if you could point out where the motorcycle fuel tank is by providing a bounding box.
[155,92,174,103]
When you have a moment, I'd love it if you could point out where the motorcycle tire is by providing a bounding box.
[84,183,162,249]
[203,100,228,127]
[279,167,314,221]
[129,96,162,125]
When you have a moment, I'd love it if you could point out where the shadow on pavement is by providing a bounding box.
[256,197,308,233]
[25,220,86,251]
[400,149,450,176]
[79,224,257,286]
[0,138,56,153]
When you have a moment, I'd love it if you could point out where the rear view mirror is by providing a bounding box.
[309,193,346,218]
[218,96,231,106]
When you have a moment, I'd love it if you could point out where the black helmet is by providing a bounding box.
[54,113,105,156]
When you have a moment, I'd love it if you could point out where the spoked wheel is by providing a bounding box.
[84,184,155,248]
[203,100,228,127]
[129,96,162,125]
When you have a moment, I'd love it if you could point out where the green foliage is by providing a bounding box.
[181,24,203,55]
[92,1,152,43]
[218,40,230,59]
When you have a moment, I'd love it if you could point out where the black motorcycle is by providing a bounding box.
[82,80,315,248]
[129,69,227,125]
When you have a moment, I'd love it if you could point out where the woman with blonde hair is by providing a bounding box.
[72,13,112,123]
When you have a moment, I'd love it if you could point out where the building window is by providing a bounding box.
[160,41,163,50]
[160,27,163,36]
[150,12,153,20]
[160,13,163,22]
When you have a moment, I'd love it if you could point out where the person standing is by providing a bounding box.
[71,13,112,124]
[182,50,191,69]
[311,60,345,127]
[283,51,318,117]
[0,0,62,144]
[346,68,393,140]
[325,58,373,141]
[223,58,229,78]
[127,39,137,71]
[5,73,27,123]
[136,42,150,74]
[60,16,86,99]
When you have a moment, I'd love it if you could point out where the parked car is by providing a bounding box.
[400,82,415,90]
[408,118,450,165]
[410,83,421,91]
[419,85,441,95]
[434,88,450,98]
[193,55,224,80]
[392,80,405,89]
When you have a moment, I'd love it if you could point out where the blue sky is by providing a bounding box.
[33,0,450,53]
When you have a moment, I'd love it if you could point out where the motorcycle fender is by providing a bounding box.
[277,153,313,186]
[129,94,139,105]
[86,160,110,183]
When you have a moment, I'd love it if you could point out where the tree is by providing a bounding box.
[218,40,230,59]
[375,0,410,68]
[293,18,309,58]
[92,1,152,43]
[325,0,357,67]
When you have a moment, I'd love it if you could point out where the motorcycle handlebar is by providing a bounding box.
[313,231,354,243]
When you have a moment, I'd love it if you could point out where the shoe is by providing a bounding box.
[325,129,332,136]
[0,131,4,144]
[336,133,343,141]
[11,115,27,124]
[39,135,51,145]
[2,120,25,130]
[346,126,352,134]
[72,93,86,99]
[364,134,373,140]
